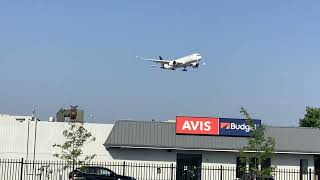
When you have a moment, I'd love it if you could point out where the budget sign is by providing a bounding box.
[176,116,219,135]
[219,118,261,137]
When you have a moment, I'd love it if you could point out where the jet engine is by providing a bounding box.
[163,64,175,70]
[169,61,177,66]
[191,62,199,68]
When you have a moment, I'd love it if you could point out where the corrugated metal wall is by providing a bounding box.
[0,118,114,161]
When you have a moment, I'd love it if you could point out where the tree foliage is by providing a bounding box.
[53,122,96,168]
[299,106,320,128]
[240,107,276,179]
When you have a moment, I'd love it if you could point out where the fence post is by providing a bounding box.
[20,158,24,180]
[170,163,174,180]
[122,161,126,176]
[220,165,223,180]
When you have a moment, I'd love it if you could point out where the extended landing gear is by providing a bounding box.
[183,67,187,71]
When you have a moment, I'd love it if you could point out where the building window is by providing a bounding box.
[300,159,308,174]
[249,157,259,172]
[315,156,320,175]
[236,157,246,178]
[261,158,271,171]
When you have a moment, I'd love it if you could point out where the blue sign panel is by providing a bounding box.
[219,118,261,137]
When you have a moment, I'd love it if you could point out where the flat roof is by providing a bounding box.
[104,120,320,155]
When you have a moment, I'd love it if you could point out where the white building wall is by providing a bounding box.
[203,151,314,170]
[0,117,114,161]
[203,151,237,167]
[0,114,33,121]
[106,148,176,163]
[105,148,315,170]
[273,154,314,170]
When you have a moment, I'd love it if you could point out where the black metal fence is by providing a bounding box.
[0,159,318,180]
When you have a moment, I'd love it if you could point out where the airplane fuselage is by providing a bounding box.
[163,53,202,70]
[175,54,202,67]
[137,53,203,71]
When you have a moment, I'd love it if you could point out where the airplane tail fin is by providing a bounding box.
[159,56,163,60]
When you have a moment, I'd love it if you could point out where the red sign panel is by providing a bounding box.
[176,116,219,135]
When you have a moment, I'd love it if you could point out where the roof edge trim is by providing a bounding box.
[106,145,320,155]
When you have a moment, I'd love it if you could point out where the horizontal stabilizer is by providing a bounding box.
[149,65,161,68]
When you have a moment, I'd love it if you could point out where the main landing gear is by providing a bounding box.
[182,67,187,71]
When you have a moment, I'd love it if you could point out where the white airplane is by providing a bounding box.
[136,53,204,71]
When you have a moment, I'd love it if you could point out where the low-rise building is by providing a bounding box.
[0,115,319,179]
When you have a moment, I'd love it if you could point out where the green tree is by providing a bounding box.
[53,122,96,169]
[239,107,276,179]
[299,106,320,128]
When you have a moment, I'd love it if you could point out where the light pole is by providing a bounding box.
[31,106,37,178]
[26,107,36,161]
[32,107,38,162]
[26,118,30,160]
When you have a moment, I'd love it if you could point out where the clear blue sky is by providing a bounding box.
[1,1,320,126]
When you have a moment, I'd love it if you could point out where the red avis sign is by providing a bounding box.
[176,116,219,135]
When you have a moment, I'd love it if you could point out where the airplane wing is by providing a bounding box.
[136,56,171,64]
